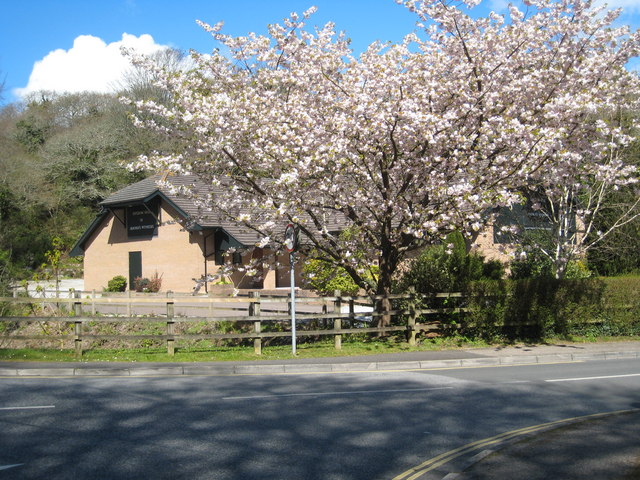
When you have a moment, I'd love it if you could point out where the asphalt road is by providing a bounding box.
[1,358,639,479]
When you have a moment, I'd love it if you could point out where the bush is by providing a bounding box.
[509,248,554,279]
[105,275,127,292]
[302,228,379,296]
[565,260,592,279]
[592,276,640,337]
[395,231,504,295]
[505,277,605,339]
[133,271,162,293]
[461,276,637,341]
[302,259,377,296]
[463,279,509,341]
[393,232,505,336]
[510,248,592,280]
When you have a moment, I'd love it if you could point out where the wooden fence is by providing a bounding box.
[0,289,464,356]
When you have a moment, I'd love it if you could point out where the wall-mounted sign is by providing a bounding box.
[127,204,158,237]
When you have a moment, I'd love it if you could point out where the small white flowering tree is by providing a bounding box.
[128,0,640,325]
[519,116,639,279]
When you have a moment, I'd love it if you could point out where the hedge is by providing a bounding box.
[460,276,640,341]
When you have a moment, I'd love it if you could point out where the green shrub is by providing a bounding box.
[302,228,379,296]
[105,275,127,292]
[302,258,377,296]
[463,279,509,341]
[509,248,554,279]
[595,276,640,336]
[133,271,162,293]
[395,231,505,295]
[565,260,592,279]
[460,277,611,341]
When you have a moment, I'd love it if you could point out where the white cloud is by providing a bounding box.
[488,0,510,12]
[14,33,168,98]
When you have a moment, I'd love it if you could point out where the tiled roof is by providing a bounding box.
[73,173,350,256]
[101,174,261,246]
[93,173,350,251]
[100,175,163,206]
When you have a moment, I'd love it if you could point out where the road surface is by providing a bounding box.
[1,358,638,479]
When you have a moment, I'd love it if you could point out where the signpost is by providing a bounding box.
[284,224,298,355]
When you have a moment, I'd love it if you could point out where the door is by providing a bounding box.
[129,251,142,291]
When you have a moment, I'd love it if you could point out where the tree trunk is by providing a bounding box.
[374,252,395,335]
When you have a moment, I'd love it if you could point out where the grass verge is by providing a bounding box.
[0,335,637,363]
[0,336,491,362]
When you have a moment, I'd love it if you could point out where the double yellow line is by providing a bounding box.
[392,408,640,480]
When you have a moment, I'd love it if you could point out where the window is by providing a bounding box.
[214,230,243,265]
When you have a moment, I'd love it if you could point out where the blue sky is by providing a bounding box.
[1,0,639,105]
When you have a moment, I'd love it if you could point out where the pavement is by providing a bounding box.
[1,340,640,480]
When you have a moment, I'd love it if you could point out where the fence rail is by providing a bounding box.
[1,289,463,356]
[4,287,598,356]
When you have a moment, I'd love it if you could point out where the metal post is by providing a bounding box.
[334,290,342,350]
[166,291,175,356]
[250,291,262,355]
[290,252,297,355]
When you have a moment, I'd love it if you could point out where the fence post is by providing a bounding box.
[73,300,83,358]
[91,289,96,316]
[407,287,418,346]
[166,291,175,356]
[349,297,355,322]
[249,291,262,355]
[127,289,132,317]
[334,290,342,350]
[322,298,328,329]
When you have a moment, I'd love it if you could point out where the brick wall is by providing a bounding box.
[83,202,218,292]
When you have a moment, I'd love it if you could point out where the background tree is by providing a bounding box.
[0,88,156,279]
[129,0,640,326]
[118,47,187,104]
[587,132,640,275]
[514,107,639,278]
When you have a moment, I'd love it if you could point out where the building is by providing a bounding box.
[70,174,300,293]
[72,174,548,293]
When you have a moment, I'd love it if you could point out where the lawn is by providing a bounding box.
[0,335,636,363]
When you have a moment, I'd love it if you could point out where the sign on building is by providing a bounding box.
[127,204,158,237]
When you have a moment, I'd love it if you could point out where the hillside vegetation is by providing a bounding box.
[0,90,162,285]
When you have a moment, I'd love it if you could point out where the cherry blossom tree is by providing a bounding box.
[127,0,639,325]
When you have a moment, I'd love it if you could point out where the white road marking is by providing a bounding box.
[0,405,55,411]
[0,464,24,471]
[223,386,453,400]
[546,373,640,383]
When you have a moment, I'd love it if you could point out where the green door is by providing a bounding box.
[129,251,142,290]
